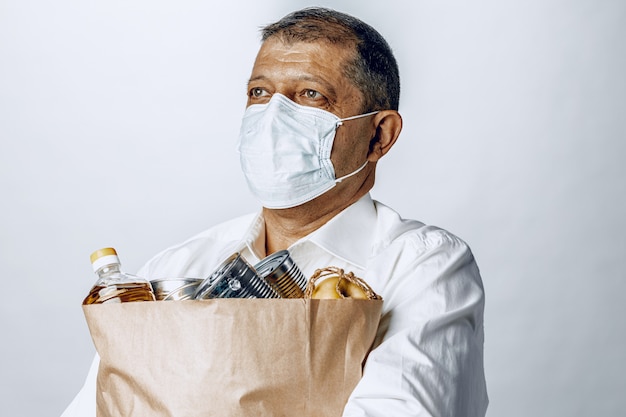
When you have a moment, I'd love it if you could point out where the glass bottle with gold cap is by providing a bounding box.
[83,247,156,304]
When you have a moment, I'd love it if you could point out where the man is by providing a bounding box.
[62,7,488,417]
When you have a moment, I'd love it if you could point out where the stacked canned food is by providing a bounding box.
[152,250,307,301]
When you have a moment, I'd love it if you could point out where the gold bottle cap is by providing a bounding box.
[90,247,120,272]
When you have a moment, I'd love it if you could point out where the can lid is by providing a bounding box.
[90,247,120,272]
[194,253,241,299]
[254,250,291,278]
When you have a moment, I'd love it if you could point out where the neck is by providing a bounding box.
[263,183,371,255]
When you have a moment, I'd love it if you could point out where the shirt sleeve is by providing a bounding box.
[342,230,489,417]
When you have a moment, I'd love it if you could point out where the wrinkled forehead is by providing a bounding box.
[258,35,357,61]
[252,37,360,88]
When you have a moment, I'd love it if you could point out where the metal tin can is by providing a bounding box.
[193,253,278,299]
[254,250,307,298]
[150,278,203,301]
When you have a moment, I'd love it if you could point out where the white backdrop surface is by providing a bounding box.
[0,1,624,416]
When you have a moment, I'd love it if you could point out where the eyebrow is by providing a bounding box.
[247,75,268,83]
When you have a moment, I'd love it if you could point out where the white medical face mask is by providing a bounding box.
[237,93,378,209]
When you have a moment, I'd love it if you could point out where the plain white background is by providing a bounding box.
[1,1,624,416]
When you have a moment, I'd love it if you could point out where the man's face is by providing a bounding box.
[245,37,376,184]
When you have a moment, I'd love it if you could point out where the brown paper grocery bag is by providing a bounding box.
[83,298,382,417]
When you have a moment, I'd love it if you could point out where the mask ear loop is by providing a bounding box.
[335,110,379,127]
[333,111,378,183]
[335,161,368,183]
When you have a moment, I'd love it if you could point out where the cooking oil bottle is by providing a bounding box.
[83,247,156,305]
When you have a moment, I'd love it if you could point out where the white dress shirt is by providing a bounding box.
[61,194,488,417]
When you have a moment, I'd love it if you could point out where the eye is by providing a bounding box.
[303,89,323,100]
[297,89,329,108]
[249,87,269,98]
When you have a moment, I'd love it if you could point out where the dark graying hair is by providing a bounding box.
[260,7,400,112]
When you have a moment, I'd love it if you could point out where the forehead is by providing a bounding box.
[250,38,356,86]
[257,35,356,57]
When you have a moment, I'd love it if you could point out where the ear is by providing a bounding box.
[367,110,403,162]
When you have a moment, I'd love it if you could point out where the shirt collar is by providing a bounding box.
[241,212,266,261]
[240,193,377,269]
[303,193,377,269]
[241,194,377,269]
